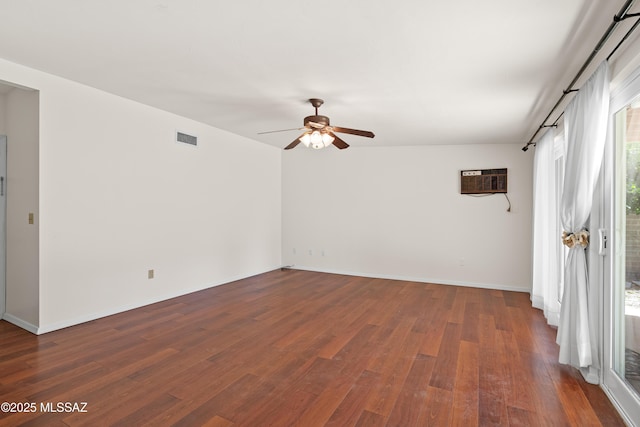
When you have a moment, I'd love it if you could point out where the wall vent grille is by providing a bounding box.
[176,131,197,146]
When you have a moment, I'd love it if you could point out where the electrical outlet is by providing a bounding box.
[148,269,154,279]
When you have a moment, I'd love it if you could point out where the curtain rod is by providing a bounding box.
[522,0,640,152]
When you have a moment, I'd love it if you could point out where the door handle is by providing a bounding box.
[598,228,607,256]
[0,176,3,196]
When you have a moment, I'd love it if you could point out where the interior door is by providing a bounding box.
[0,135,5,317]
[602,73,640,425]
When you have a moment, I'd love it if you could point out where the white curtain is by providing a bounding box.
[532,129,561,326]
[557,61,610,372]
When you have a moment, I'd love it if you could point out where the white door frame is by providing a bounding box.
[601,66,640,426]
[0,135,6,318]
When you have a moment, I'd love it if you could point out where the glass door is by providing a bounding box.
[617,98,640,395]
[604,84,640,425]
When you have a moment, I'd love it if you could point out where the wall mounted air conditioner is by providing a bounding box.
[460,168,507,194]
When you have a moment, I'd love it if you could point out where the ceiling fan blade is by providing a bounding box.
[332,126,375,138]
[284,132,307,150]
[332,134,349,150]
[258,127,304,135]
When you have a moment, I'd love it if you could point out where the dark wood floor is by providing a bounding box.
[0,269,625,426]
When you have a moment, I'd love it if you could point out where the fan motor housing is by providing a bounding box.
[304,115,330,127]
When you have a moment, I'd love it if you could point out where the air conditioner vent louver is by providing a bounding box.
[176,131,197,146]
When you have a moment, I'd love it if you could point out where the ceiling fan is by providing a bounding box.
[259,98,375,150]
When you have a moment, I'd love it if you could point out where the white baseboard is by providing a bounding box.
[2,313,39,334]
[288,265,531,293]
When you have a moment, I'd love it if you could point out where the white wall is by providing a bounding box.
[0,58,282,333]
[282,144,533,291]
[4,87,39,329]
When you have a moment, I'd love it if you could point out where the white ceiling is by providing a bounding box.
[0,1,637,149]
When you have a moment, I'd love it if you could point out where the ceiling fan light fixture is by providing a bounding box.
[310,130,326,149]
[310,130,322,144]
[321,132,335,146]
[299,132,311,147]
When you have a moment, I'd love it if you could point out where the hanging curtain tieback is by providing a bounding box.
[561,230,589,248]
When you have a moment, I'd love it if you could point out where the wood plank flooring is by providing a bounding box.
[0,269,625,426]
